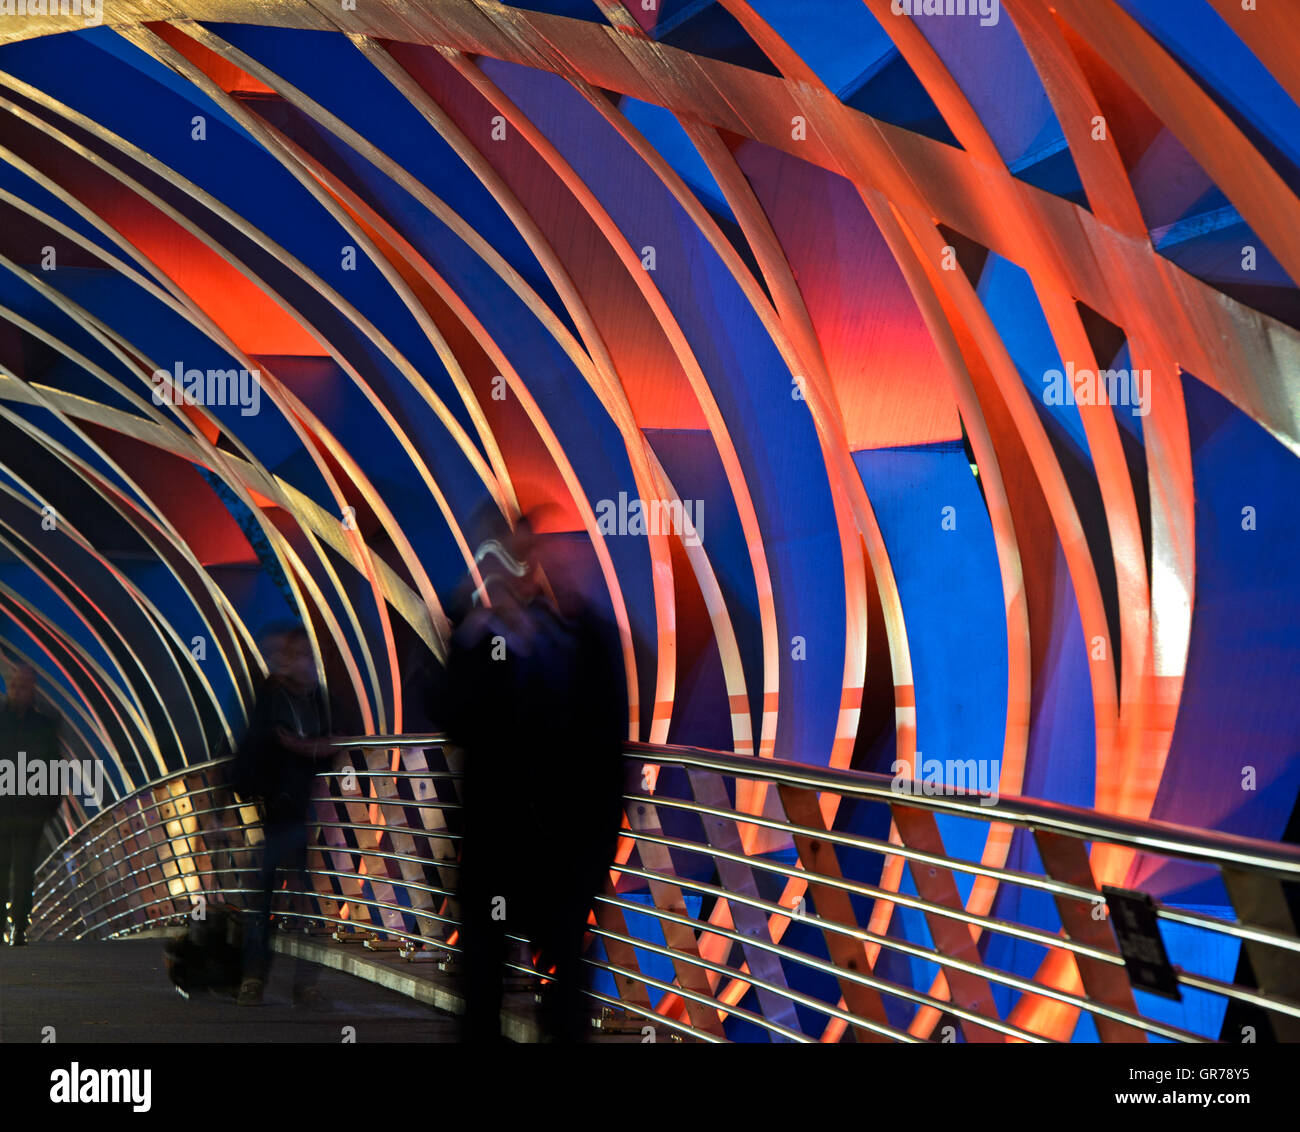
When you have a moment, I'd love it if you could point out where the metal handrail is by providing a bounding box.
[336,733,1300,876]
[42,781,1093,974]
[41,732,1300,891]
[29,732,1300,1042]
[47,788,1296,1035]
[30,809,1198,1041]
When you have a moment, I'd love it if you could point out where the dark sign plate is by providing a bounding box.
[1103,885,1182,1001]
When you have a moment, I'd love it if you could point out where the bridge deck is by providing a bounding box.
[0,940,459,1043]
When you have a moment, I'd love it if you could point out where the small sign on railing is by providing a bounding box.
[1102,885,1182,1001]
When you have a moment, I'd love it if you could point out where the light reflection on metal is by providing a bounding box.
[0,0,1295,1042]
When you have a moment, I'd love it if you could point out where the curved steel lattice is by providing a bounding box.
[1,1,1299,1042]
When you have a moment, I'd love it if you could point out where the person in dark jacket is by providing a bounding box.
[233,626,335,1006]
[443,516,545,1042]
[0,664,61,947]
[529,537,627,1042]
[442,512,627,1042]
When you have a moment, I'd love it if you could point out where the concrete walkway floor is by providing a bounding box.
[0,938,459,1043]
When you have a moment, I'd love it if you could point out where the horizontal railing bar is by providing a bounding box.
[45,795,1274,998]
[87,888,433,948]
[618,831,1117,962]
[69,858,1263,1042]
[561,956,786,1043]
[307,841,459,874]
[55,815,1280,1038]
[35,731,1300,1045]
[325,735,1300,878]
[77,790,1261,955]
[74,879,440,945]
[41,838,258,926]
[48,839,459,935]
[316,819,462,842]
[578,983,727,1044]
[36,773,459,899]
[328,737,447,750]
[627,791,1100,903]
[34,752,459,880]
[47,782,1280,986]
[595,890,1051,1042]
[626,744,1300,879]
[606,863,1278,1035]
[322,769,459,779]
[36,806,463,927]
[1172,969,1300,1021]
[615,834,1297,1023]
[47,839,259,933]
[43,789,1102,979]
[59,735,1300,880]
[582,920,920,1042]
[39,757,233,866]
[610,862,1113,1016]
[320,795,464,812]
[32,799,252,918]
[45,788,459,913]
[55,822,1298,1036]
[33,779,241,902]
[1155,904,1300,956]
[39,813,462,928]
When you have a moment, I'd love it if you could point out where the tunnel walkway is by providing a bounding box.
[0,940,460,1044]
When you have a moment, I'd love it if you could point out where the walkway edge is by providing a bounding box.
[271,935,543,1042]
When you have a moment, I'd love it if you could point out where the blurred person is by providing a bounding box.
[442,510,543,1042]
[441,508,626,1042]
[528,534,627,1042]
[0,664,60,947]
[232,624,335,1007]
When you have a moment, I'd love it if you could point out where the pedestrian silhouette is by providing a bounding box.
[441,510,626,1041]
[0,663,61,947]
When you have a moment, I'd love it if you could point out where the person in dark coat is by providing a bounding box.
[0,664,61,947]
[442,512,627,1042]
[232,625,335,1007]
[528,580,627,1042]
